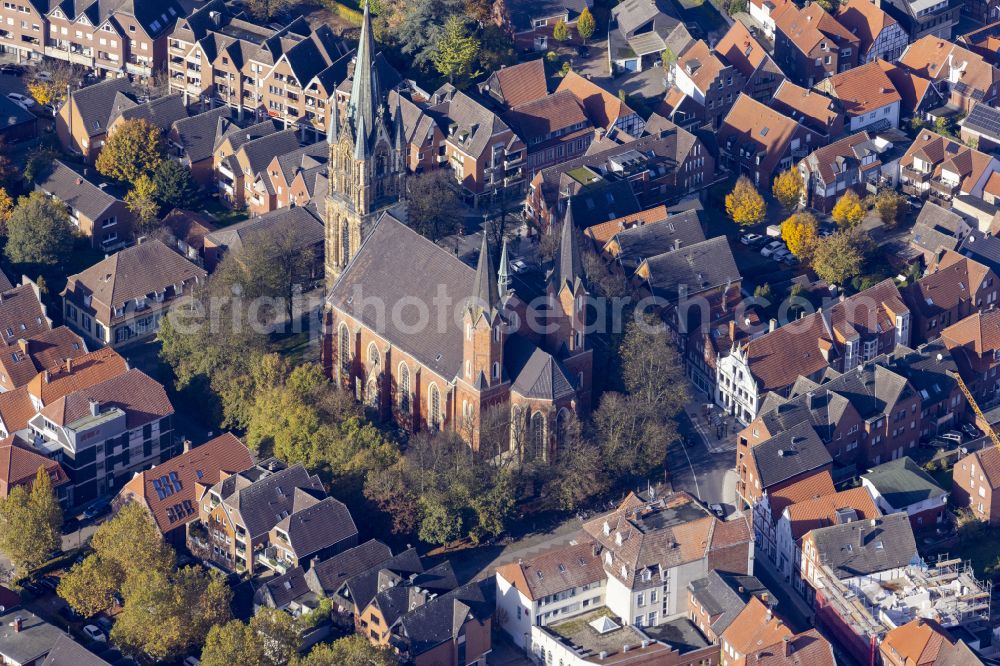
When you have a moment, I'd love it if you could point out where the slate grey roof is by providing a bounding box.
[750,421,833,489]
[639,235,740,298]
[0,95,36,130]
[171,106,232,164]
[113,94,187,131]
[863,456,946,510]
[274,142,328,185]
[219,463,325,539]
[910,202,967,255]
[238,129,304,175]
[42,632,112,666]
[68,78,136,137]
[255,565,310,609]
[370,561,459,626]
[809,512,918,579]
[688,571,771,637]
[611,209,706,270]
[505,0,591,31]
[506,335,576,401]
[394,581,493,658]
[204,206,323,257]
[0,609,65,665]
[958,230,1000,275]
[276,495,357,560]
[568,180,641,228]
[217,119,280,154]
[305,539,393,596]
[343,547,424,611]
[428,88,511,160]
[961,102,1000,141]
[35,160,124,220]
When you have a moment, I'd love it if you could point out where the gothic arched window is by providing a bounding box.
[339,323,351,372]
[341,221,351,266]
[530,411,545,461]
[398,363,410,414]
[429,383,441,430]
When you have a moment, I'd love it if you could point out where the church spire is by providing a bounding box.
[327,94,339,145]
[348,0,379,142]
[353,111,369,160]
[554,200,583,292]
[471,233,499,317]
[498,236,511,295]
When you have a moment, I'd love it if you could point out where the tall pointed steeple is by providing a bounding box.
[498,237,511,295]
[353,111,370,160]
[554,200,583,292]
[327,94,339,145]
[471,233,499,317]
[348,0,379,141]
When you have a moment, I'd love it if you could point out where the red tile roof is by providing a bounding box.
[723,596,793,657]
[836,0,896,58]
[719,94,812,176]
[0,387,35,436]
[784,487,881,540]
[746,629,836,666]
[491,59,549,108]
[0,434,67,498]
[820,60,902,117]
[556,71,637,131]
[495,539,605,601]
[766,470,837,522]
[26,347,128,407]
[583,205,669,246]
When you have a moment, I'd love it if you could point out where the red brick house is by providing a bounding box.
[772,1,860,87]
[904,251,999,342]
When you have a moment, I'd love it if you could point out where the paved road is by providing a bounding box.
[669,401,738,510]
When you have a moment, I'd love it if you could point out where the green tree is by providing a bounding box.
[0,467,62,575]
[153,159,198,210]
[22,147,56,184]
[418,495,463,545]
[4,192,76,267]
[406,169,462,240]
[90,502,176,579]
[95,118,164,185]
[58,555,118,617]
[811,231,866,285]
[297,635,397,666]
[577,7,596,42]
[395,0,467,70]
[201,621,266,666]
[125,174,160,235]
[553,18,570,41]
[772,169,803,212]
[725,176,766,227]
[431,15,480,82]
[619,317,689,412]
[831,190,865,228]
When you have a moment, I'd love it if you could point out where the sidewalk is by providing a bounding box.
[684,402,739,454]
[754,550,815,632]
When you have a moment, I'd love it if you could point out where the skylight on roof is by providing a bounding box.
[760,127,769,136]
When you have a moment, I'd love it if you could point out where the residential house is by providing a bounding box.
[62,239,207,348]
[42,633,114,666]
[166,0,352,140]
[898,37,1000,114]
[202,205,324,272]
[556,71,645,137]
[798,131,901,213]
[579,489,753,627]
[0,609,67,666]
[687,571,772,643]
[836,0,908,63]
[492,0,594,52]
[35,160,134,251]
[248,141,328,216]
[389,90,446,174]
[495,539,606,648]
[718,94,824,190]
[323,212,592,451]
[952,446,1000,524]
[106,94,187,138]
[960,103,1000,152]
[583,204,673,251]
[504,90,594,174]
[167,105,232,185]
[215,127,305,209]
[719,596,792,666]
[429,87,527,203]
[881,618,984,666]
[190,460,358,574]
[743,629,836,666]
[773,487,881,587]
[772,1,860,87]
[862,456,948,530]
[908,202,972,264]
[160,208,217,266]
[526,123,712,230]
[0,434,69,502]
[898,129,1000,206]
[749,0,791,40]
[716,279,911,423]
[598,207,706,272]
[941,309,1000,404]
[770,80,844,140]
[714,20,786,104]
[479,59,548,110]
[669,39,748,129]
[112,432,253,546]
[752,469,837,574]
[902,251,999,342]
[959,20,1000,65]
[878,60,939,122]
[880,0,961,40]
[736,421,834,510]
[814,60,902,133]
[0,95,36,144]
[57,78,138,161]
[800,512,919,606]
[608,0,692,73]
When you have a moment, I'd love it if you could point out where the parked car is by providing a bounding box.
[940,431,963,445]
[59,605,83,623]
[83,624,107,642]
[6,93,34,108]
[33,70,52,82]
[511,259,528,274]
[184,657,201,666]
[39,575,60,592]
[740,233,764,246]
[960,423,981,440]
[772,247,792,261]
[782,254,800,266]
[0,64,23,76]
[761,241,785,258]
[83,499,110,520]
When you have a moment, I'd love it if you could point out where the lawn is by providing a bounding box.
[947,531,1000,579]
[198,195,248,228]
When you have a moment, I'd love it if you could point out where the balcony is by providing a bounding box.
[257,547,290,574]
[928,179,959,197]
[901,166,930,183]
[503,154,524,169]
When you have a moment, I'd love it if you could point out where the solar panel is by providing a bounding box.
[152,478,166,501]
[169,471,182,493]
[159,475,174,498]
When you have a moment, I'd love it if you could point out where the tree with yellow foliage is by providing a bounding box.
[0,187,13,233]
[831,190,865,228]
[780,211,819,259]
[772,169,803,212]
[725,176,766,227]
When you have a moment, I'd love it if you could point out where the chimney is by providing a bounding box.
[65,357,72,373]
[769,318,777,332]
[673,238,682,251]
[89,399,100,417]
[784,636,794,657]
[729,319,736,341]
[13,616,22,633]
[42,370,49,384]
[17,338,27,354]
